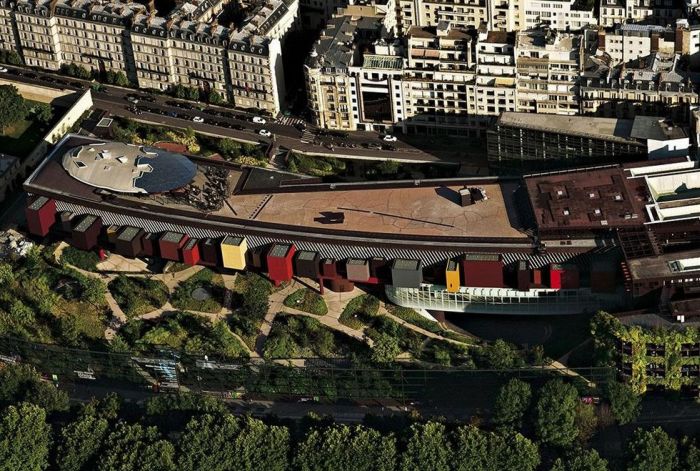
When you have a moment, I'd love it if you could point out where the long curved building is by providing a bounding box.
[24,134,700,315]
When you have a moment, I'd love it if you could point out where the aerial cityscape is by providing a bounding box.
[0,0,699,469]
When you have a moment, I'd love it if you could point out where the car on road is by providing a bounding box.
[192,116,204,123]
[258,129,272,137]
[0,67,7,73]
[126,96,139,104]
[382,134,397,142]
[252,116,266,124]
[168,111,178,118]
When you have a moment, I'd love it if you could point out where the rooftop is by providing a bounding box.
[497,112,640,145]
[61,142,196,194]
[393,259,421,271]
[628,249,700,281]
[26,135,531,244]
[630,116,687,141]
[117,226,141,241]
[161,231,186,243]
[222,235,245,246]
[269,243,292,258]
[74,214,98,233]
[525,166,648,231]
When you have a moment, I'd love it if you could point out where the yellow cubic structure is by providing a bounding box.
[445,259,460,292]
[220,235,247,270]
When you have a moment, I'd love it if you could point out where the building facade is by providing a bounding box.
[0,0,298,114]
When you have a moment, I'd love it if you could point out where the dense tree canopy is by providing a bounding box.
[295,424,395,471]
[401,422,452,471]
[493,378,532,428]
[606,381,641,425]
[626,427,678,471]
[0,402,51,471]
[550,448,608,471]
[0,85,27,132]
[535,379,580,447]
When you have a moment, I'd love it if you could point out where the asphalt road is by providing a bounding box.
[0,66,456,163]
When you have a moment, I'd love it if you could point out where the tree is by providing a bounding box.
[590,312,621,367]
[208,90,224,105]
[80,392,122,421]
[98,422,176,471]
[186,87,200,101]
[55,415,110,471]
[681,440,700,471]
[378,159,400,175]
[232,416,289,471]
[112,71,129,87]
[31,103,52,125]
[0,262,15,285]
[626,427,678,471]
[479,339,522,369]
[535,379,579,447]
[401,422,451,471]
[452,426,489,471]
[294,424,395,471]
[550,448,608,471]
[177,414,241,471]
[217,138,241,158]
[0,85,27,132]
[493,431,540,471]
[493,378,532,428]
[0,402,51,471]
[606,381,641,425]
[574,403,598,443]
[371,332,400,363]
[0,364,68,413]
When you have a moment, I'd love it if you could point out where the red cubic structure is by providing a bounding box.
[181,238,200,266]
[515,260,530,291]
[114,226,144,258]
[562,265,580,289]
[266,243,296,285]
[591,258,617,293]
[532,268,543,286]
[549,264,564,289]
[461,253,504,288]
[71,214,102,251]
[199,238,220,266]
[141,232,158,257]
[321,258,339,279]
[25,196,56,237]
[159,232,188,261]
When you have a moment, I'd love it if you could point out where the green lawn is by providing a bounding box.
[283,288,327,315]
[338,294,380,330]
[0,118,45,157]
[109,276,169,319]
[171,269,225,313]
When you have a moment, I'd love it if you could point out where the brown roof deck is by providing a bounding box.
[26,135,528,243]
[525,166,648,232]
[214,183,526,240]
[626,249,700,281]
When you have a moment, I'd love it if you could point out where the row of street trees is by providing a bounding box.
[0,364,696,471]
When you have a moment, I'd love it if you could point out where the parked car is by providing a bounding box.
[252,116,266,124]
[0,67,8,73]
[192,116,204,123]
[382,134,397,142]
[258,129,272,137]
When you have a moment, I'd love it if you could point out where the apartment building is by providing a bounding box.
[473,30,516,123]
[0,0,16,53]
[599,24,677,65]
[1,0,298,114]
[515,28,581,115]
[488,0,525,31]
[523,0,596,31]
[55,1,144,77]
[398,0,488,33]
[401,22,478,135]
[580,52,699,120]
[13,0,62,69]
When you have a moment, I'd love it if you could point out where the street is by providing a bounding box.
[0,65,465,164]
